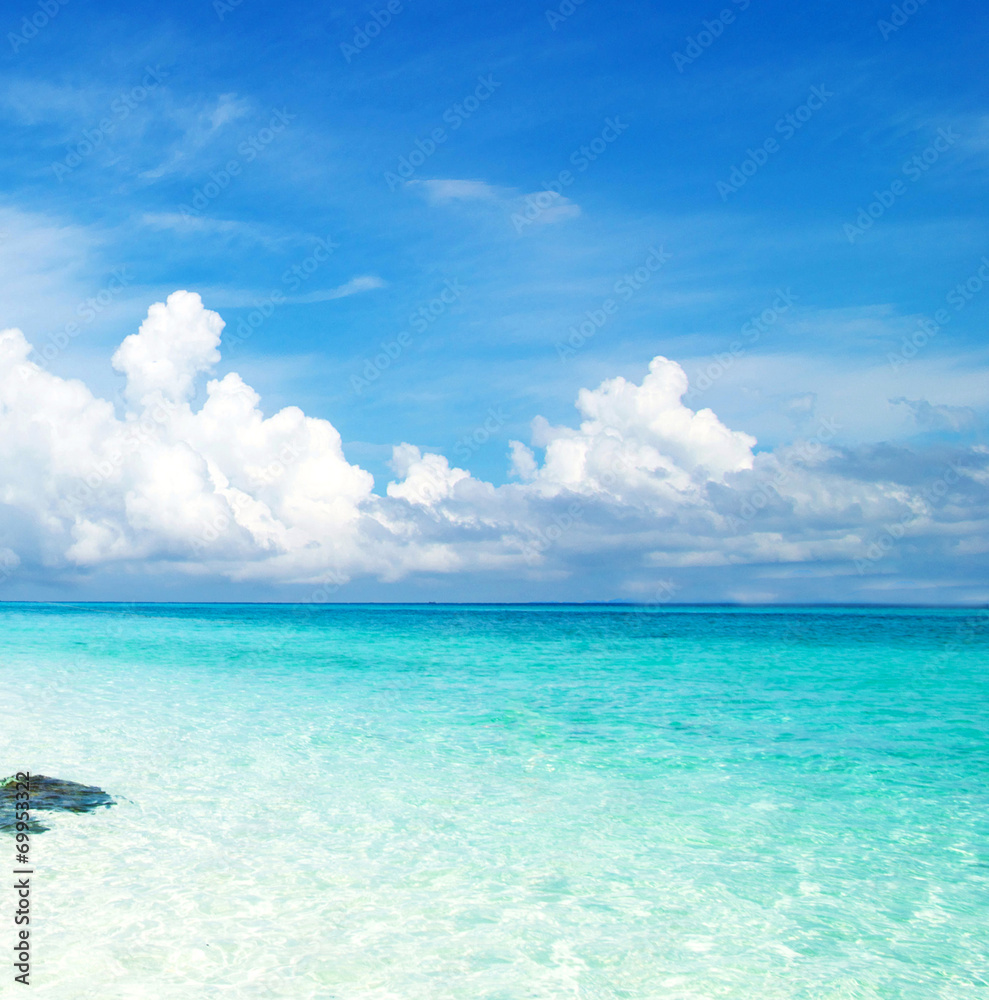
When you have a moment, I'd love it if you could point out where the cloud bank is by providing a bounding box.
[1,292,986,597]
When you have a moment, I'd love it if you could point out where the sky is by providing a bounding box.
[0,0,987,603]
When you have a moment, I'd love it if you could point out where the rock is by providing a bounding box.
[0,775,114,833]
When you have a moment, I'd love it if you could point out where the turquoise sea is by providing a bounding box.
[1,604,987,998]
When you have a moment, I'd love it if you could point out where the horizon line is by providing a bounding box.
[1,600,987,609]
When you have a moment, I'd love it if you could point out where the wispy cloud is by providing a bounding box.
[140,93,252,181]
[285,275,386,304]
[199,275,385,308]
[0,79,99,128]
[409,177,582,226]
[409,179,501,202]
[141,212,297,249]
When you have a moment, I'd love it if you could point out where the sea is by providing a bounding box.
[1,603,987,998]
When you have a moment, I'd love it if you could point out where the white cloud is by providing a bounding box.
[410,179,501,202]
[140,93,252,181]
[891,396,979,431]
[518,191,582,226]
[679,348,989,447]
[112,291,224,407]
[0,205,91,333]
[0,79,97,128]
[286,275,387,304]
[140,213,295,249]
[409,178,582,226]
[197,275,386,308]
[1,292,986,594]
[540,356,756,483]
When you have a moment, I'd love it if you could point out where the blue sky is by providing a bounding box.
[0,0,987,602]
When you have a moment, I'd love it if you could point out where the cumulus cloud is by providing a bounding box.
[112,291,224,406]
[526,357,756,487]
[1,292,987,594]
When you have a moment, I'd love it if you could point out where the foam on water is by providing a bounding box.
[2,604,987,998]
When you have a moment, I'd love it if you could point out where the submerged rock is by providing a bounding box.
[0,775,114,833]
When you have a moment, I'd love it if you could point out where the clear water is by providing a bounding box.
[1,604,987,998]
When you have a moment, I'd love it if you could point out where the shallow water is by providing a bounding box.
[2,604,987,998]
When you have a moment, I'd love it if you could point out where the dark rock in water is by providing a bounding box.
[0,775,114,833]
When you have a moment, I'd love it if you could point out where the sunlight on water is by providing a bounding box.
[2,604,987,998]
